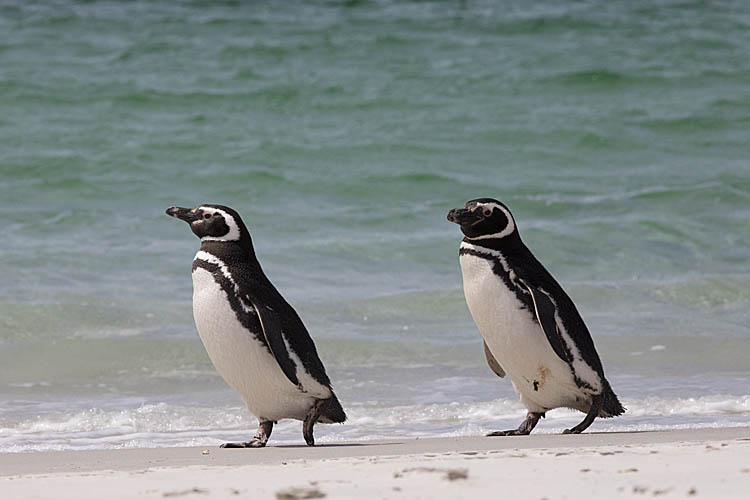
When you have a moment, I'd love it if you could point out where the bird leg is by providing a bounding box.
[303,400,325,447]
[487,411,544,436]
[220,420,274,448]
[563,394,603,434]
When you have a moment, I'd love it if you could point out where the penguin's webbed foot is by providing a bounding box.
[303,400,324,447]
[219,440,266,448]
[487,411,544,437]
[487,429,531,436]
[562,394,603,435]
[220,420,273,449]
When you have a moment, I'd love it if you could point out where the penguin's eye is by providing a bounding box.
[203,213,212,220]
[483,209,492,217]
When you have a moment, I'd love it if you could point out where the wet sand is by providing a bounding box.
[1,427,749,499]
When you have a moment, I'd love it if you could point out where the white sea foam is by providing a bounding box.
[1,395,749,452]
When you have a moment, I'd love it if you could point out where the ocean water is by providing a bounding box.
[1,0,750,452]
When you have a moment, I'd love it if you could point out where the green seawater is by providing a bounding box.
[1,0,749,450]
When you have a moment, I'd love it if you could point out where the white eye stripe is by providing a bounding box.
[474,202,504,213]
[198,207,241,242]
[468,202,516,240]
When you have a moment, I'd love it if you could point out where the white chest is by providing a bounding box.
[191,267,315,421]
[460,253,528,338]
[459,252,583,412]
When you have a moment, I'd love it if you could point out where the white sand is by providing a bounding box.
[1,428,749,499]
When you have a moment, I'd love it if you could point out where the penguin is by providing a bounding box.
[166,204,346,447]
[447,198,624,435]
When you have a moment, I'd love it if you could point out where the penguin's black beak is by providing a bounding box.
[166,206,197,223]
[447,207,482,226]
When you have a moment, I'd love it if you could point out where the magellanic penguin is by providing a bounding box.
[447,198,624,435]
[167,204,346,447]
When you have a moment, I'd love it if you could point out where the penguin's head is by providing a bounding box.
[447,198,517,240]
[166,204,248,243]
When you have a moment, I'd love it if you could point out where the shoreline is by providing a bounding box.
[0,427,746,476]
[2,427,749,499]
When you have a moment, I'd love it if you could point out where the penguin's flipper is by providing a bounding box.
[518,279,570,363]
[246,298,300,388]
[483,341,506,378]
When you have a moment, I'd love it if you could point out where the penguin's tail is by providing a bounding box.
[318,393,347,424]
[598,382,625,418]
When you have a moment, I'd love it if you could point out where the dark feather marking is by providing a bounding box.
[574,375,596,392]
[246,295,301,388]
[192,259,263,343]
[459,247,532,309]
[518,279,572,364]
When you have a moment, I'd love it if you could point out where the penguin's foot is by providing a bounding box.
[220,420,273,448]
[563,394,603,434]
[220,440,266,448]
[303,400,324,447]
[487,411,544,437]
[486,429,530,436]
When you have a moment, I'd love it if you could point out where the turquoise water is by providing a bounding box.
[1,0,750,451]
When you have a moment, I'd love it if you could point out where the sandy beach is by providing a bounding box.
[2,427,749,499]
